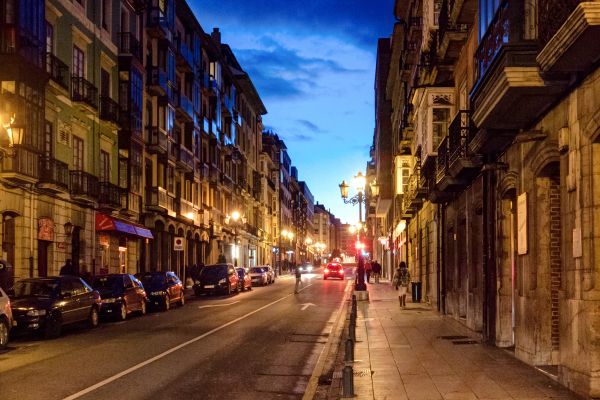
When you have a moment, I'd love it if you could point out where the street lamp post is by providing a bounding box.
[0,112,24,160]
[226,210,245,267]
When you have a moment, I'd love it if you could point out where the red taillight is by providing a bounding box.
[324,268,329,273]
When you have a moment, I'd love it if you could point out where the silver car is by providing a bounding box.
[249,267,269,286]
[0,287,13,349]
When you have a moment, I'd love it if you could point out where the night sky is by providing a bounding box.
[191,0,396,223]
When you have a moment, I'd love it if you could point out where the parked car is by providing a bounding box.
[324,263,344,280]
[0,286,13,348]
[193,264,239,296]
[236,267,252,292]
[137,271,185,311]
[297,263,314,274]
[263,265,276,284]
[249,267,269,286]
[10,276,101,338]
[92,274,147,320]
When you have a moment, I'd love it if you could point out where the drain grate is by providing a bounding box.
[332,368,372,379]
[452,340,479,345]
[439,335,469,340]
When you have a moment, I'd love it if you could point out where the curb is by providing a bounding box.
[303,281,352,400]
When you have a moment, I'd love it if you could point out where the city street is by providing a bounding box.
[0,270,351,400]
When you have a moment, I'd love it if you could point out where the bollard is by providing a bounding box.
[342,365,354,397]
[349,321,356,342]
[345,338,354,363]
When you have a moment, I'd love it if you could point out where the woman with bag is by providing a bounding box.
[397,261,410,308]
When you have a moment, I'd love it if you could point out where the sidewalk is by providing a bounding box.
[331,281,580,400]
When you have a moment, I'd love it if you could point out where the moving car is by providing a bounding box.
[10,276,101,338]
[297,263,314,274]
[137,271,185,311]
[236,267,252,292]
[92,274,148,320]
[324,263,344,280]
[249,267,268,286]
[0,287,13,348]
[193,264,240,296]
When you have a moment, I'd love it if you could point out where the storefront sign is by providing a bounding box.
[174,237,184,251]
[38,218,55,241]
[517,192,528,255]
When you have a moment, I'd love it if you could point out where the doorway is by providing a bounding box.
[38,240,50,277]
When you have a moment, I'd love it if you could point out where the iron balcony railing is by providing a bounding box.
[538,0,582,46]
[436,136,449,184]
[475,0,511,80]
[39,156,69,190]
[118,32,142,62]
[98,182,122,208]
[70,170,99,198]
[71,76,98,109]
[46,53,69,90]
[99,96,120,125]
[448,110,476,166]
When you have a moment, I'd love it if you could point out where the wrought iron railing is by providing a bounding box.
[448,110,476,165]
[98,182,122,208]
[71,76,98,109]
[100,96,120,125]
[39,156,69,189]
[436,136,449,183]
[46,53,69,90]
[70,170,99,198]
[118,32,142,62]
[538,0,581,46]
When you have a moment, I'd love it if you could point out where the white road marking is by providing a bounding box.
[62,293,296,400]
[197,301,240,309]
[300,303,316,311]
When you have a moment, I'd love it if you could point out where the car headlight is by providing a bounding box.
[26,309,46,317]
[218,278,227,284]
[307,266,313,271]
[151,291,166,296]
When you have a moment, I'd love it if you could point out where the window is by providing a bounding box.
[101,0,110,31]
[396,156,411,195]
[432,108,450,151]
[100,150,110,182]
[119,158,128,188]
[131,147,142,194]
[73,136,84,171]
[100,68,110,97]
[45,22,53,54]
[73,45,85,78]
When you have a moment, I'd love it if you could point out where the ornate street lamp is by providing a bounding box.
[226,209,246,266]
[370,179,380,197]
[0,112,24,160]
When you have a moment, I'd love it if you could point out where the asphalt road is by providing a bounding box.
[0,268,352,400]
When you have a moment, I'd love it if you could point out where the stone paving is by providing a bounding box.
[336,281,581,400]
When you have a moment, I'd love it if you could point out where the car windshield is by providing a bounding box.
[93,275,121,290]
[13,280,60,298]
[199,266,227,279]
[139,273,166,289]
[251,267,265,273]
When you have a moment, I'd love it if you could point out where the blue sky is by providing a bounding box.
[192,0,395,224]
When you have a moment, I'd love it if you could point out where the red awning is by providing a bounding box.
[95,213,154,239]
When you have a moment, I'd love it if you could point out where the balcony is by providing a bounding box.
[537,2,600,74]
[38,156,69,192]
[448,0,478,25]
[146,187,169,213]
[244,223,259,237]
[175,36,194,72]
[471,0,567,152]
[0,146,39,184]
[99,96,120,126]
[70,171,99,203]
[147,66,168,97]
[118,32,142,64]
[167,139,178,162]
[437,0,469,62]
[405,165,426,211]
[98,182,122,210]
[46,53,69,91]
[448,110,482,181]
[72,76,98,110]
[174,90,193,122]
[146,7,171,40]
[176,144,194,172]
[120,191,141,216]
[178,198,196,221]
[145,127,168,154]
[209,165,220,185]
[124,0,146,13]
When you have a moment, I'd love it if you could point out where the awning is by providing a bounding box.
[95,213,154,239]
[376,199,392,217]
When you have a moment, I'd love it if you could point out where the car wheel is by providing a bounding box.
[164,296,171,311]
[140,300,147,316]
[0,319,9,349]
[43,314,62,339]
[88,307,99,328]
[118,303,128,321]
[179,292,185,306]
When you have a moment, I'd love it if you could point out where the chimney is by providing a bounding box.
[211,27,221,45]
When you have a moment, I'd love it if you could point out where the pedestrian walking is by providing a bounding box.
[365,260,372,283]
[372,260,382,284]
[397,261,410,308]
[294,266,302,294]
[59,259,76,276]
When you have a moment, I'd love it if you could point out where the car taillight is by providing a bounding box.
[324,269,329,273]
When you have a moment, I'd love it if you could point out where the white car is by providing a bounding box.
[249,267,269,286]
[0,287,13,349]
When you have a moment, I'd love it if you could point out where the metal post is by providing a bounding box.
[342,365,354,397]
[349,320,356,342]
[345,338,354,363]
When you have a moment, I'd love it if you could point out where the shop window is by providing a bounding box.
[2,214,16,270]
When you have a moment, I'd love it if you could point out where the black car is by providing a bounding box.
[193,264,240,296]
[10,276,101,338]
[92,274,148,321]
[137,271,185,311]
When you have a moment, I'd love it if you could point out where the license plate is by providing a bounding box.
[204,285,215,289]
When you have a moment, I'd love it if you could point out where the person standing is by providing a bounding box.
[398,261,410,308]
[59,259,76,276]
[365,260,372,283]
[372,260,382,284]
[294,266,302,294]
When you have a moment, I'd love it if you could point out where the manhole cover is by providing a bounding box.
[439,335,469,340]
[452,340,479,345]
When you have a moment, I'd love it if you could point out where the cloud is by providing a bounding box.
[296,119,324,134]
